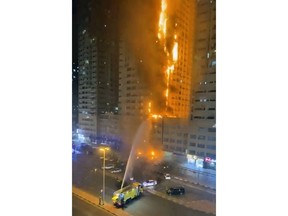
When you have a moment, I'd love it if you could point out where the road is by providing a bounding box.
[73,194,113,216]
[73,152,215,215]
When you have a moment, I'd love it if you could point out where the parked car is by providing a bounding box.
[101,164,115,170]
[110,168,122,173]
[166,187,185,195]
[164,173,171,180]
[142,180,157,187]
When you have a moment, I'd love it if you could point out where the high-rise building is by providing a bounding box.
[72,0,79,133]
[152,0,196,156]
[72,62,79,132]
[187,0,216,169]
[117,39,151,151]
[77,0,120,141]
[164,0,195,119]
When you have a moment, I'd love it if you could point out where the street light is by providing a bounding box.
[100,147,110,205]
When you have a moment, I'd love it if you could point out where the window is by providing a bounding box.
[197,144,205,148]
[207,145,216,150]
[208,128,216,132]
[207,136,216,141]
[198,135,206,140]
[198,127,207,132]
[190,134,197,139]
[189,150,196,154]
[189,142,196,147]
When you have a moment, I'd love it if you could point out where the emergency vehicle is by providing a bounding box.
[112,182,143,207]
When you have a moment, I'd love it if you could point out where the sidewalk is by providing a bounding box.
[72,186,133,216]
[162,152,216,176]
[180,162,216,176]
[146,188,216,215]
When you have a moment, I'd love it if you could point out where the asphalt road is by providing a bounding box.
[73,194,114,216]
[73,153,215,216]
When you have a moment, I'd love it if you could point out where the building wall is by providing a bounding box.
[77,0,120,139]
[162,118,189,154]
[187,0,216,163]
[117,39,150,148]
[166,0,195,118]
[151,0,196,154]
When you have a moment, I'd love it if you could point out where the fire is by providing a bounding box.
[172,42,178,62]
[151,114,162,119]
[158,0,167,40]
[157,0,178,112]
[135,148,162,161]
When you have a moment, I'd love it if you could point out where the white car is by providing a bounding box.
[110,168,122,173]
[142,180,157,187]
[101,164,115,170]
[164,173,171,180]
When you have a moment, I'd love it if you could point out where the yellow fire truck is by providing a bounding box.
[112,182,143,207]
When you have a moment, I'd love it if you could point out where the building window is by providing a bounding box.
[189,150,196,154]
[189,142,196,147]
[197,144,205,148]
[208,128,216,132]
[198,135,205,140]
[190,134,197,139]
[207,145,216,150]
[207,136,216,141]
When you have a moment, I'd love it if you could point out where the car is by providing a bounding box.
[166,187,185,195]
[101,164,115,170]
[164,173,171,180]
[110,168,122,173]
[142,180,157,187]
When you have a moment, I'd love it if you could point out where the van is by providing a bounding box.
[166,187,185,195]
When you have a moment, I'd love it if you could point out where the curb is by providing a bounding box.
[73,192,118,216]
[145,188,216,215]
[172,176,216,191]
[72,186,132,216]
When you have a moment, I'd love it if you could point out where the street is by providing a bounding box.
[73,152,215,215]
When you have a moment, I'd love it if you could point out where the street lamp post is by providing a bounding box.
[100,147,109,205]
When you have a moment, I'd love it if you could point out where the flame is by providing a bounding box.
[172,42,178,62]
[151,114,162,119]
[157,0,179,112]
[158,0,167,41]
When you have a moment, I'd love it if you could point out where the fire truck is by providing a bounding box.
[112,182,143,207]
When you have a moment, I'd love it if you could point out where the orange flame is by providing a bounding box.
[172,42,178,62]
[158,0,167,41]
